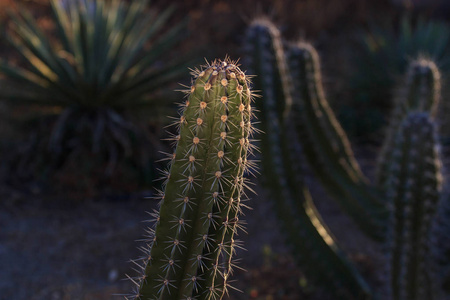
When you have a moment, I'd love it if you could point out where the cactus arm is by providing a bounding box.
[288,42,386,240]
[243,18,292,121]
[402,60,440,114]
[131,59,253,300]
[386,112,442,300]
[263,82,372,298]
[268,73,372,300]
[376,59,440,190]
[290,42,366,182]
[302,190,373,299]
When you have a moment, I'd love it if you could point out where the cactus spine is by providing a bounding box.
[244,19,373,299]
[131,59,253,300]
[386,112,442,300]
[376,59,441,190]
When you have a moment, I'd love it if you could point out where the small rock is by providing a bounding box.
[108,268,119,282]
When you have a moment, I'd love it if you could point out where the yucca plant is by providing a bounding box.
[0,0,192,181]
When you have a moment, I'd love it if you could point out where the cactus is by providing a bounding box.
[287,42,387,240]
[385,112,442,300]
[128,59,253,299]
[376,59,441,190]
[434,192,450,293]
[243,17,448,300]
[243,18,293,123]
[244,19,373,299]
[122,18,447,300]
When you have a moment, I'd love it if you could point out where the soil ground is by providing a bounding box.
[0,146,386,300]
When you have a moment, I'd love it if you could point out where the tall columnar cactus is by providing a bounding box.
[243,18,292,121]
[128,59,253,300]
[434,191,450,292]
[385,112,442,300]
[243,17,448,299]
[244,19,373,299]
[287,42,386,240]
[376,59,441,190]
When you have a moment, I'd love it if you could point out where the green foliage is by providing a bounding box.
[128,59,254,299]
[346,14,450,137]
[0,0,191,180]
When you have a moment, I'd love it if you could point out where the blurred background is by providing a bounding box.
[1,0,450,299]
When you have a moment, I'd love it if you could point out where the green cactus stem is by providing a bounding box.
[244,20,373,299]
[243,17,293,120]
[265,117,373,298]
[386,112,442,300]
[376,59,441,190]
[434,192,450,294]
[287,42,386,240]
[128,58,253,300]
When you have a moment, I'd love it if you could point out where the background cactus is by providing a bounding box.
[127,59,253,300]
[434,191,450,293]
[287,42,387,240]
[347,15,450,137]
[244,19,373,299]
[243,18,292,120]
[376,59,441,191]
[243,17,448,299]
[385,112,442,300]
[244,18,386,241]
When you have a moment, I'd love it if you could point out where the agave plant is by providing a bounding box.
[0,0,192,180]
